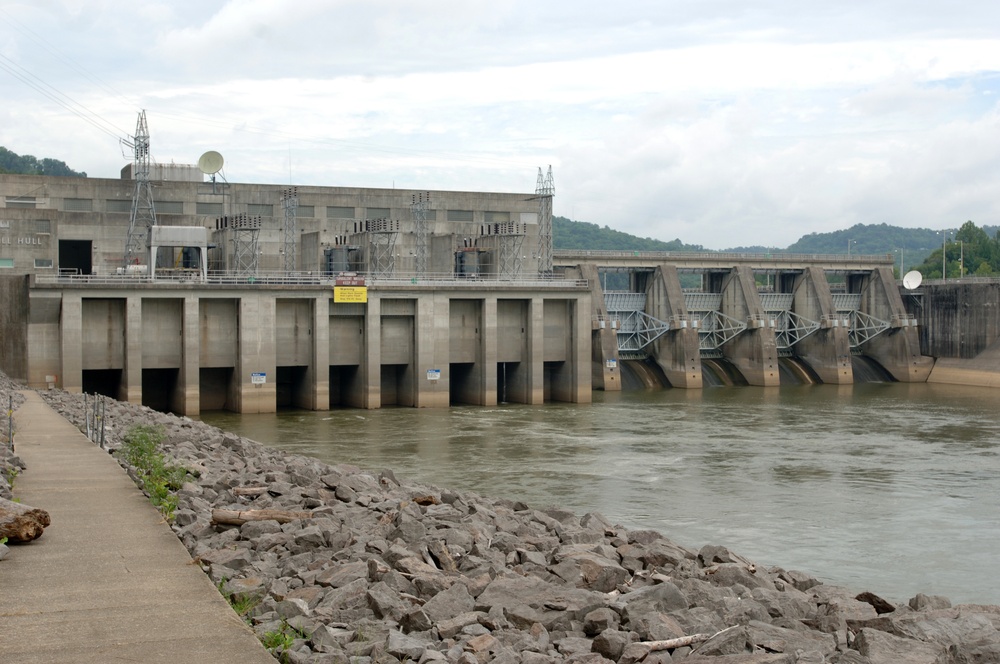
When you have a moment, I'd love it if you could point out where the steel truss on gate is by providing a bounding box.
[694,310,747,353]
[683,293,748,354]
[847,310,890,348]
[759,293,820,354]
[603,292,672,357]
[832,293,892,349]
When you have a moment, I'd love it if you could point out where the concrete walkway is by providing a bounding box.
[0,391,276,663]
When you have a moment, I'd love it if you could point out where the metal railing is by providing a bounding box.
[554,249,894,264]
[34,270,589,289]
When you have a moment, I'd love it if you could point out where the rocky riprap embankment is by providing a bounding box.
[0,373,26,502]
[32,387,1000,664]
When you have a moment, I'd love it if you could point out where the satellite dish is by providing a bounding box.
[198,150,224,175]
[902,270,923,289]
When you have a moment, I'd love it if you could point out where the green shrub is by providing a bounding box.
[117,425,188,521]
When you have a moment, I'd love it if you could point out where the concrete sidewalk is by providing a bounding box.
[0,391,276,664]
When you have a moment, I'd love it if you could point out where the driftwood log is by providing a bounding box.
[231,486,269,497]
[211,508,312,526]
[0,496,51,543]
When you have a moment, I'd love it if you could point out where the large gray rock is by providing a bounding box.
[746,620,837,657]
[615,582,689,622]
[421,581,475,623]
[854,627,948,664]
[386,630,430,660]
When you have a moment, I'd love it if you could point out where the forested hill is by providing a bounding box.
[553,216,704,252]
[554,217,1000,275]
[0,147,86,177]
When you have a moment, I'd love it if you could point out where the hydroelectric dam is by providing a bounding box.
[0,159,961,416]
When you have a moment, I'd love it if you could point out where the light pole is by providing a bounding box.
[847,239,856,256]
[895,249,904,277]
[942,230,949,281]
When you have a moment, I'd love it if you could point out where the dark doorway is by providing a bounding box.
[142,368,179,413]
[329,365,360,407]
[58,239,92,275]
[82,369,121,398]
[276,366,308,409]
[200,367,235,412]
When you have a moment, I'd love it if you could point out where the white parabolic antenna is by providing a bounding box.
[198,150,224,175]
[903,270,923,290]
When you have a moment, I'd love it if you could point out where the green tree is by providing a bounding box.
[0,146,86,177]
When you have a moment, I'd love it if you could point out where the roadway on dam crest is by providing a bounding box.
[0,391,275,664]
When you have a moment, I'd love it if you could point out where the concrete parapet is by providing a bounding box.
[720,266,780,386]
[646,265,702,388]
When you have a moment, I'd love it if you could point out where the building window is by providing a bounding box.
[155,201,184,214]
[295,205,314,218]
[424,210,438,221]
[63,198,93,212]
[0,258,13,268]
[248,204,274,216]
[448,209,474,222]
[485,211,510,223]
[327,206,355,219]
[197,202,224,215]
[366,207,390,219]
[34,258,53,269]
[5,196,35,209]
[36,220,51,234]
[106,199,131,213]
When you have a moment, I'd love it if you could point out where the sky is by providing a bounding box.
[2,1,1000,250]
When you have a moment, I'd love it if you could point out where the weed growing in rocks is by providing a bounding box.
[261,620,306,661]
[216,578,264,622]
[117,424,189,521]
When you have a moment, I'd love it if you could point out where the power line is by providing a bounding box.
[0,54,128,143]
[0,6,138,110]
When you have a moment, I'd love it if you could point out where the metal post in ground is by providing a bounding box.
[7,395,12,452]
[100,396,107,449]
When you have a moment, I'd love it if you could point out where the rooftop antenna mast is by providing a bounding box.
[281,186,298,273]
[123,110,157,268]
[535,165,554,277]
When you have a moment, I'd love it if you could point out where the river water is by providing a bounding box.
[201,381,1000,605]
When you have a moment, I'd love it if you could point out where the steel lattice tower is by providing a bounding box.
[224,213,261,277]
[123,110,157,268]
[366,219,399,278]
[535,166,554,277]
[492,222,526,280]
[411,192,430,277]
[281,187,298,273]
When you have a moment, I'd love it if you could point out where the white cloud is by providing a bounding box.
[2,1,1000,247]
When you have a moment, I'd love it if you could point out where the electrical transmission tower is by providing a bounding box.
[281,187,298,273]
[411,192,430,277]
[355,218,399,278]
[216,213,261,277]
[482,222,526,280]
[535,166,554,277]
[123,110,157,269]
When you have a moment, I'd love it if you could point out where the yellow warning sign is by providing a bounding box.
[334,286,368,303]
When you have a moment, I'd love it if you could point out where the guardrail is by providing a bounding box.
[554,249,894,263]
[34,271,589,289]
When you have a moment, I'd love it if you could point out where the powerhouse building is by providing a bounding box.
[0,167,592,414]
